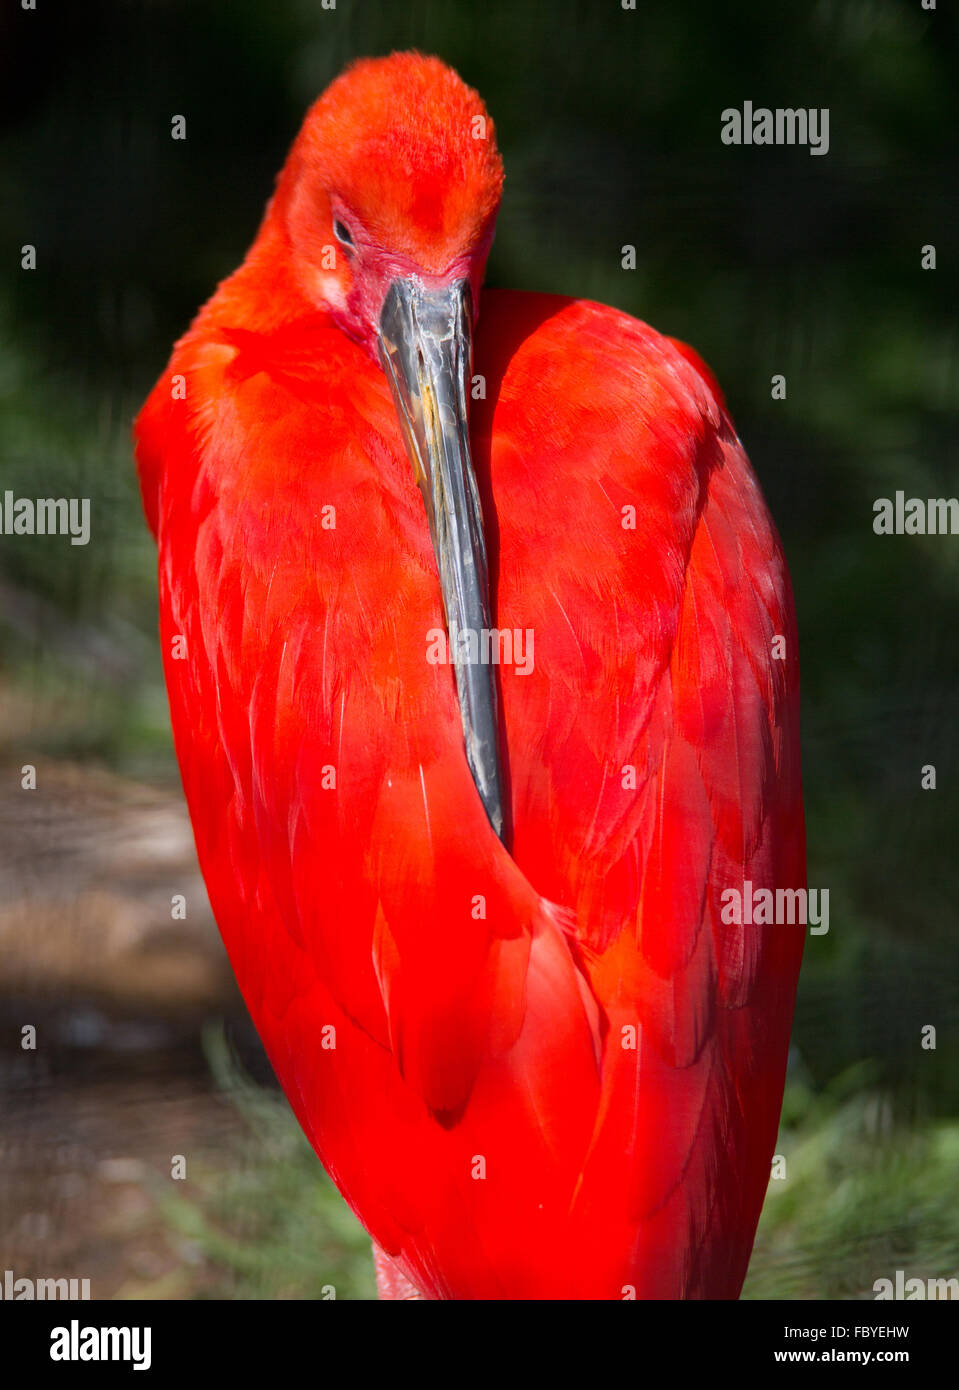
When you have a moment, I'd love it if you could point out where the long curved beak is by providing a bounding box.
[378,278,505,842]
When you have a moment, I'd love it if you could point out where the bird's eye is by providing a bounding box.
[333,219,354,250]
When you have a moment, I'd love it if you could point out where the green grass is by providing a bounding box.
[152,1027,376,1300]
[746,1067,959,1299]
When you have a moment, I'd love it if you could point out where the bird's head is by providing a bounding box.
[277,52,503,358]
[273,53,507,840]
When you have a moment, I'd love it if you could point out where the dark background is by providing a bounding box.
[1,0,957,1298]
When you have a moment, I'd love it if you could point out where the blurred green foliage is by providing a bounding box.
[152,1028,376,1300]
[748,1070,959,1299]
[2,0,957,1295]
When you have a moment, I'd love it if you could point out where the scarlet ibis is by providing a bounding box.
[135,52,805,1300]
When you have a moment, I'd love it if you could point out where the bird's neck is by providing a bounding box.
[198,205,324,340]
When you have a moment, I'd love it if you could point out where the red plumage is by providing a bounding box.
[135,53,805,1299]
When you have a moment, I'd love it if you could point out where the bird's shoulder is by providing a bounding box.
[134,290,402,542]
[477,287,727,430]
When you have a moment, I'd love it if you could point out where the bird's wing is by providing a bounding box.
[472,290,805,1295]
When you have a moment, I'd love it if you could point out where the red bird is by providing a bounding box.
[135,53,805,1300]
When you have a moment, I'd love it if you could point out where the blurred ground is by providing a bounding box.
[0,749,242,1298]
[0,758,228,1011]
